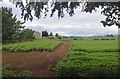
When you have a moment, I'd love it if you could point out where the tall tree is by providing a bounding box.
[2,7,24,43]
[2,7,35,43]
[55,33,59,37]
[9,0,120,27]
[50,32,53,36]
[42,30,49,37]
[19,29,35,41]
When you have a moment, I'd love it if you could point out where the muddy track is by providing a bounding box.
[2,42,70,77]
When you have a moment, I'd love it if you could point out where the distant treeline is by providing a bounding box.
[41,30,60,38]
[94,39,115,40]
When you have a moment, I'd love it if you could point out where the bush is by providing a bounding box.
[73,38,77,40]
[94,39,99,40]
[101,39,110,40]
[111,39,115,40]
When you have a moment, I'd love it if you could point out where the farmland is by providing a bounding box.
[2,40,69,77]
[2,1,119,78]
[70,40,118,52]
[56,39,119,77]
[2,37,119,77]
[2,39,62,52]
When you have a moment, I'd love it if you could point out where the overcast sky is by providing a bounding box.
[1,0,118,36]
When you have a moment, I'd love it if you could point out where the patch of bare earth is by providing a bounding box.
[2,42,69,77]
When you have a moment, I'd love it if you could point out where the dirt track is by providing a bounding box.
[2,42,69,77]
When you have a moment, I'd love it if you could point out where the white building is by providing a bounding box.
[34,31,42,39]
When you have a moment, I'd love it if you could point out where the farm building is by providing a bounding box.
[34,31,42,39]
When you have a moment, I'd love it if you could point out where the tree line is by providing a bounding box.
[42,31,60,38]
[2,7,61,44]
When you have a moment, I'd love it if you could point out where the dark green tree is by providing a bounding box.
[42,30,49,37]
[19,29,35,41]
[50,32,53,36]
[9,0,120,27]
[2,7,24,43]
[55,33,59,37]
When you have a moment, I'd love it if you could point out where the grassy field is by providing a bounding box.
[2,39,62,52]
[56,39,119,77]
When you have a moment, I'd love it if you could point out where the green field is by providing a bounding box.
[2,39,62,52]
[56,39,119,77]
[2,37,119,77]
[70,40,118,52]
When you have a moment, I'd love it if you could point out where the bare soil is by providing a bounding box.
[2,42,69,77]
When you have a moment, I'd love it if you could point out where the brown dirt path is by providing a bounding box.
[2,42,69,77]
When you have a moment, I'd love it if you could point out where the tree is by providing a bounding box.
[42,30,49,37]
[2,7,24,43]
[82,2,120,27]
[50,32,53,36]
[110,34,114,37]
[55,33,59,37]
[19,29,35,41]
[9,0,120,27]
[105,34,114,37]
[2,7,35,43]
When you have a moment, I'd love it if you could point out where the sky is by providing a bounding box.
[1,0,118,36]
